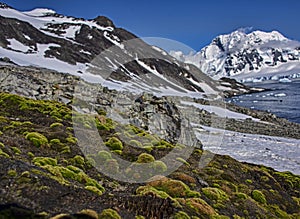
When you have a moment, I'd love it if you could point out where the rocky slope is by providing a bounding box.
[170,29,300,82]
[0,91,299,218]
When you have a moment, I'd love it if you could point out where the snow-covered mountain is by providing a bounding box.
[170,29,300,82]
[0,3,265,97]
[0,3,222,97]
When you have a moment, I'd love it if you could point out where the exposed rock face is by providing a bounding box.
[0,64,201,148]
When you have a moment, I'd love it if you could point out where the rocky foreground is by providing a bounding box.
[0,65,299,218]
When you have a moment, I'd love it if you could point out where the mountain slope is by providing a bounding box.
[0,3,225,97]
[171,29,300,82]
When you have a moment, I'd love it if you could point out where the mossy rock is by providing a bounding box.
[77,209,99,219]
[25,132,49,147]
[66,137,78,144]
[33,157,57,166]
[99,209,121,219]
[274,171,300,189]
[173,211,190,219]
[184,198,216,216]
[129,139,143,148]
[105,137,123,150]
[71,155,85,166]
[176,157,190,166]
[50,122,64,128]
[85,185,103,196]
[97,150,112,162]
[0,148,10,158]
[153,160,168,173]
[136,185,171,199]
[235,192,248,200]
[11,146,21,155]
[7,169,17,177]
[149,177,200,198]
[136,153,155,163]
[251,190,267,204]
[202,187,229,202]
[210,215,230,219]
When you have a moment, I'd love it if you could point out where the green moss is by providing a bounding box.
[97,150,112,162]
[27,152,34,158]
[85,178,103,190]
[268,205,291,219]
[59,166,78,180]
[66,165,82,174]
[125,124,144,135]
[50,139,61,144]
[97,108,107,116]
[4,121,33,131]
[143,146,153,153]
[245,179,253,184]
[137,153,155,163]
[210,216,230,219]
[135,216,145,219]
[25,132,48,147]
[260,176,269,182]
[7,169,17,177]
[77,209,98,219]
[50,122,64,128]
[235,192,248,200]
[129,139,143,148]
[136,185,181,207]
[251,190,267,204]
[0,142,4,148]
[99,209,121,219]
[274,171,300,189]
[11,146,21,155]
[157,140,174,148]
[0,148,10,158]
[85,185,103,196]
[173,211,190,219]
[20,171,30,178]
[33,157,58,166]
[185,198,216,216]
[149,177,200,198]
[292,196,300,206]
[153,160,168,173]
[105,137,123,150]
[60,146,71,154]
[72,155,85,166]
[202,187,229,202]
[0,116,8,123]
[176,157,190,166]
[95,115,114,131]
[136,185,171,199]
[66,137,78,144]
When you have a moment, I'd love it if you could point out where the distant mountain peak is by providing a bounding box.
[171,29,300,82]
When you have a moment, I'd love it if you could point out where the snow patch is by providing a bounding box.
[7,39,31,53]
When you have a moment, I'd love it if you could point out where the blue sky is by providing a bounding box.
[1,0,299,51]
